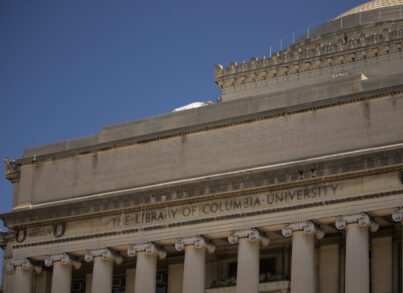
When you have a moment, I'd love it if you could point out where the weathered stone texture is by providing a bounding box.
[14,94,403,208]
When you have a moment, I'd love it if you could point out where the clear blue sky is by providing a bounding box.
[0,0,365,278]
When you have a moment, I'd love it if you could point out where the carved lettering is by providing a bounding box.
[107,183,343,228]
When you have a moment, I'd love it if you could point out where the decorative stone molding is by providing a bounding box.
[175,236,216,253]
[84,248,123,264]
[215,25,403,89]
[392,207,403,222]
[228,228,270,246]
[3,158,20,183]
[335,213,379,232]
[282,221,325,239]
[44,253,81,269]
[7,259,42,274]
[127,242,167,259]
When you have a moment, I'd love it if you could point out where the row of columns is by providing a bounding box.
[7,209,403,293]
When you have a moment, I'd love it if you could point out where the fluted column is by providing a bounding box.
[127,242,167,293]
[392,207,403,292]
[45,253,81,293]
[282,221,324,293]
[228,228,270,293]
[175,236,216,293]
[85,248,123,293]
[7,259,42,293]
[336,213,379,293]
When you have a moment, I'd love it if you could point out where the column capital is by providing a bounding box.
[335,213,379,232]
[175,235,216,253]
[45,253,81,270]
[228,228,270,246]
[7,258,42,274]
[282,221,324,239]
[392,207,403,222]
[127,242,167,259]
[84,248,123,264]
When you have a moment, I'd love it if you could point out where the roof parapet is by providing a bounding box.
[214,22,403,99]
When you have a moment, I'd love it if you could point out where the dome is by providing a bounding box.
[335,0,403,19]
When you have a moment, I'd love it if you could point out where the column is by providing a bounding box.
[175,235,216,293]
[127,242,167,293]
[85,248,123,293]
[45,253,81,293]
[392,207,403,292]
[282,221,324,293]
[336,213,379,293]
[7,259,42,293]
[228,228,270,293]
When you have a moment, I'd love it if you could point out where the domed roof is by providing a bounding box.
[335,0,403,19]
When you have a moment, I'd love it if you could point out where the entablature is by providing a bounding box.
[2,145,403,229]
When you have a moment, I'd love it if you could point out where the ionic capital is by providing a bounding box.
[228,228,270,246]
[392,208,403,223]
[335,213,379,232]
[282,221,324,239]
[84,248,123,265]
[175,236,216,253]
[127,242,167,259]
[7,259,42,274]
[44,253,81,270]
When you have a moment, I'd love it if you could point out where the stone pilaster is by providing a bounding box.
[45,253,81,293]
[282,221,324,293]
[175,236,215,293]
[228,228,270,293]
[85,248,123,293]
[127,242,167,293]
[336,213,379,293]
[7,259,42,293]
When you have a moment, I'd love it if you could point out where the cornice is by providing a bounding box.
[2,145,403,228]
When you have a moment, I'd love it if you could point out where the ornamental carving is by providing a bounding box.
[45,253,81,269]
[53,222,65,238]
[392,208,403,222]
[175,235,216,253]
[84,248,123,264]
[7,259,42,274]
[282,221,324,239]
[16,228,26,243]
[127,242,167,259]
[3,158,20,183]
[228,228,270,246]
[335,213,379,232]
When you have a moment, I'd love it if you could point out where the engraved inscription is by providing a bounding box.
[107,183,342,228]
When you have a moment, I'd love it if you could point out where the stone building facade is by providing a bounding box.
[1,1,403,292]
